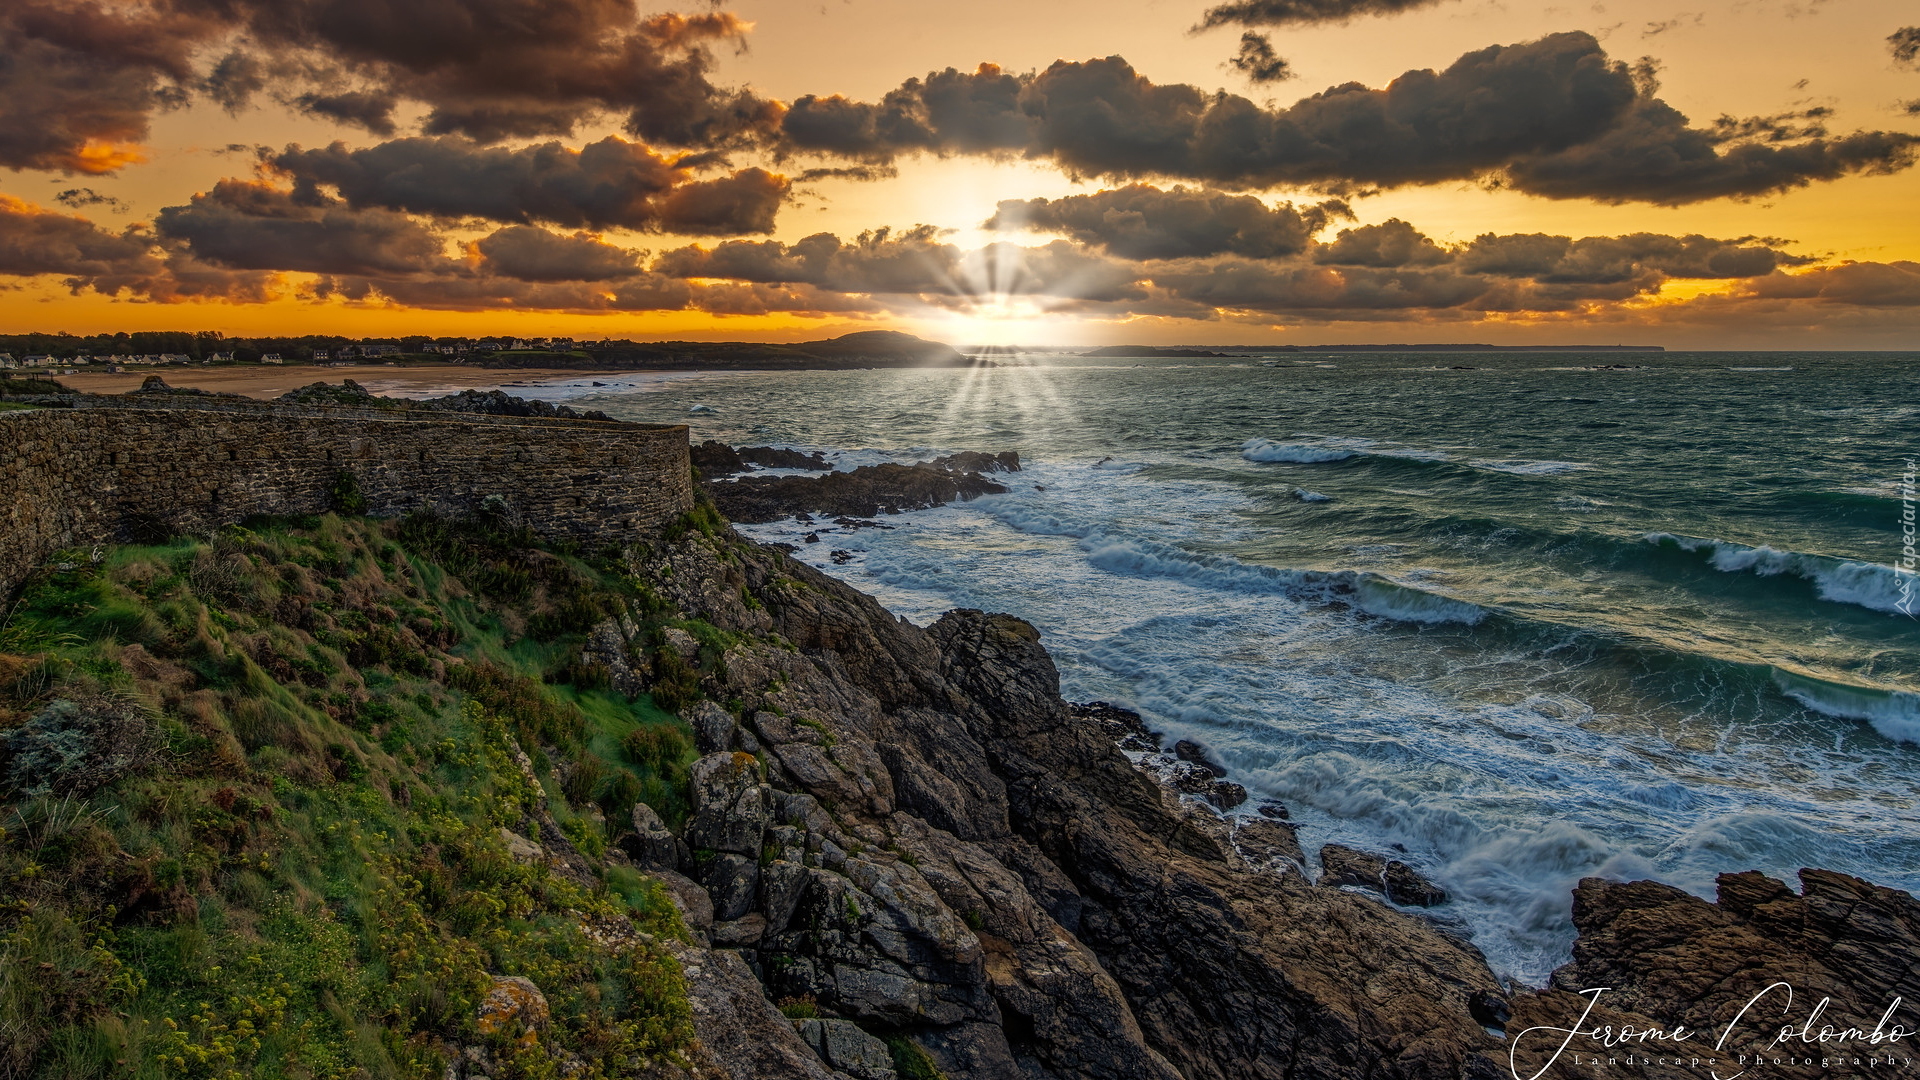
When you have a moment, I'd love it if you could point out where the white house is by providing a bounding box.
[261,353,283,365]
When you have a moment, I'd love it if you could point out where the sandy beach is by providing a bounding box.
[50,364,609,401]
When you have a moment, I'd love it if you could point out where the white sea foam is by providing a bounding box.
[1467,458,1591,476]
[1295,488,1333,502]
[1242,438,1354,463]
[1772,669,1920,745]
[1645,533,1913,615]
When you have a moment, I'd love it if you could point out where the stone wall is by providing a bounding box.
[0,402,692,598]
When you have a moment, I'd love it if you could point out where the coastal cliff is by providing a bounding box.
[2,427,1913,1079]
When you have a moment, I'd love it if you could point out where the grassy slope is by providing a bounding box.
[0,511,730,1080]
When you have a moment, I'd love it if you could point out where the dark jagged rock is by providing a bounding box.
[921,451,1020,474]
[706,462,1009,524]
[1503,869,1920,1080]
[629,529,1511,1079]
[690,439,746,479]
[1173,738,1228,777]
[1320,844,1450,907]
[741,445,832,471]
[416,388,611,421]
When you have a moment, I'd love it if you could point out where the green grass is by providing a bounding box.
[0,514,707,1079]
[0,401,41,412]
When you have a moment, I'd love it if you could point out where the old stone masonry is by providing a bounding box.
[0,395,693,598]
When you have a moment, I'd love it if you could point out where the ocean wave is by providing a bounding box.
[1771,669,1920,745]
[1242,438,1354,463]
[1295,488,1333,502]
[1467,458,1591,476]
[1644,533,1915,616]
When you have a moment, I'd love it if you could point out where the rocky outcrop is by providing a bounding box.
[705,463,1011,524]
[618,527,1511,1079]
[692,441,836,480]
[1319,845,1450,908]
[1503,869,1920,1080]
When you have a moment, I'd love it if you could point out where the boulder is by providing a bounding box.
[622,802,678,870]
[1319,844,1448,907]
[701,853,760,921]
[794,1019,898,1080]
[476,976,549,1049]
[687,700,738,755]
[686,751,772,855]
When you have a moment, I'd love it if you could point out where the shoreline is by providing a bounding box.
[48,364,654,400]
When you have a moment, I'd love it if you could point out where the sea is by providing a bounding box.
[448,351,1920,986]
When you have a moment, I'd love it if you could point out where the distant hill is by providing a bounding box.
[480,331,974,371]
[1081,345,1229,357]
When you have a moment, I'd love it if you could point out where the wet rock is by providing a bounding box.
[1163,760,1248,809]
[741,446,833,471]
[1256,802,1291,821]
[1233,818,1305,868]
[793,1019,898,1080]
[920,450,1020,474]
[691,440,747,479]
[1319,844,1449,906]
[1067,700,1162,753]
[1173,739,1227,777]
[1467,989,1511,1031]
[830,549,854,565]
[706,461,1010,524]
[476,976,550,1049]
[686,752,771,855]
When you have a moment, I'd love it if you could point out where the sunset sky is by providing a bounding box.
[2,0,1917,347]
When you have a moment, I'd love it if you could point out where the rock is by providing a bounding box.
[686,752,771,855]
[1172,739,1227,777]
[686,700,738,756]
[1466,990,1511,1031]
[700,853,760,921]
[672,942,842,1080]
[660,627,700,664]
[622,802,678,870]
[653,869,714,932]
[1319,844,1448,906]
[919,451,1020,474]
[793,1019,898,1080]
[830,549,853,565]
[416,388,610,421]
[499,828,544,863]
[1233,818,1305,868]
[691,440,748,479]
[740,446,833,471]
[713,912,768,947]
[476,976,550,1049]
[1256,802,1291,821]
[705,462,1011,524]
[1163,760,1247,809]
[1505,868,1920,1068]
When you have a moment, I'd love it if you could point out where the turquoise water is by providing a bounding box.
[500,352,1920,983]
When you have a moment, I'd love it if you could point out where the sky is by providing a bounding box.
[1,0,1917,347]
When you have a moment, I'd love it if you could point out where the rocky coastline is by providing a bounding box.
[596,522,1920,1079]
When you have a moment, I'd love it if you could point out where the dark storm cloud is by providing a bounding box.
[294,91,401,136]
[1195,0,1453,29]
[470,226,645,282]
[1457,231,1807,282]
[0,0,783,174]
[0,194,157,278]
[53,187,129,212]
[1229,33,1293,84]
[0,193,277,300]
[656,228,1145,301]
[985,185,1332,259]
[1314,219,1450,267]
[1744,261,1920,306]
[155,180,448,276]
[271,136,789,234]
[780,32,1919,204]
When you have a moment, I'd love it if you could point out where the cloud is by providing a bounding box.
[53,187,129,212]
[1315,219,1450,266]
[1742,260,1920,306]
[470,226,645,282]
[155,180,449,276]
[1195,0,1454,29]
[1891,27,1920,68]
[271,136,789,234]
[780,32,1918,205]
[985,185,1334,259]
[1457,231,1809,281]
[1229,33,1293,84]
[0,0,784,175]
[0,193,276,300]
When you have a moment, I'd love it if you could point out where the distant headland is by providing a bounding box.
[1080,343,1666,356]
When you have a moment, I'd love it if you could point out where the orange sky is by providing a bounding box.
[2,0,1916,347]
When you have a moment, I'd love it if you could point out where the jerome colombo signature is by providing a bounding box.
[1511,985,1915,1080]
